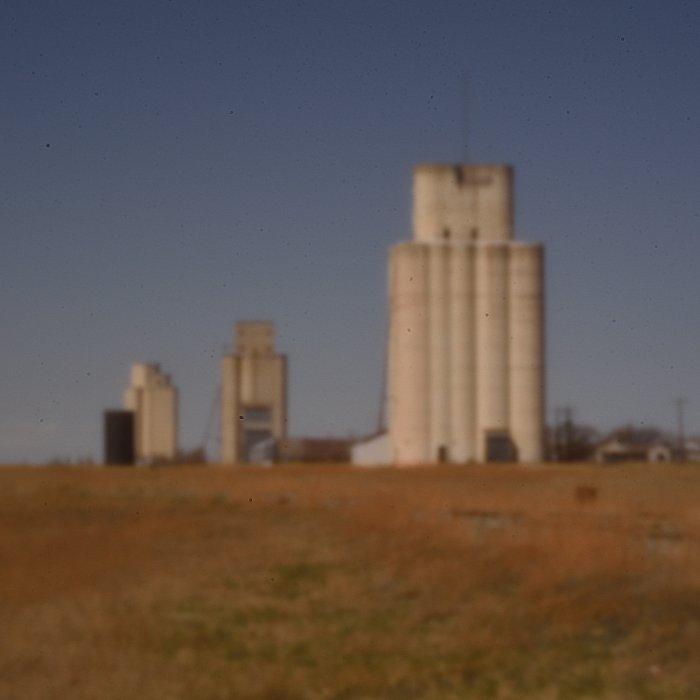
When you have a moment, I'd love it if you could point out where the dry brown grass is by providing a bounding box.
[1,463,699,699]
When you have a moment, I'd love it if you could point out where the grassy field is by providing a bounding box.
[1,463,699,699]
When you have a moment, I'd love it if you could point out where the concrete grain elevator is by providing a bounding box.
[123,363,178,463]
[220,322,287,463]
[388,164,544,464]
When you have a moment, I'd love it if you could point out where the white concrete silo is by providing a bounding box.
[220,321,287,464]
[387,244,430,464]
[474,242,511,461]
[508,242,545,462]
[123,363,178,463]
[387,164,544,465]
[448,243,476,462]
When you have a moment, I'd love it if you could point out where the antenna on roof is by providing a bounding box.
[462,69,470,163]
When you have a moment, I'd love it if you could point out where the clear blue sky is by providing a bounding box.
[2,0,699,463]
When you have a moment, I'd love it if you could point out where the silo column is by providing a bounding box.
[449,244,476,461]
[508,243,545,462]
[474,243,510,460]
[388,243,430,465]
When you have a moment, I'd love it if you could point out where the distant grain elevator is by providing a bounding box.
[388,164,545,464]
[123,363,178,462]
[220,321,287,463]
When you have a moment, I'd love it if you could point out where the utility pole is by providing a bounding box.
[553,405,575,461]
[564,406,575,460]
[552,406,563,461]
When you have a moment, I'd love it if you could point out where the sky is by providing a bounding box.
[2,0,699,463]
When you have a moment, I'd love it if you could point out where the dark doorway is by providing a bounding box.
[485,432,517,462]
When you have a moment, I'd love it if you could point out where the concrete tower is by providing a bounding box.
[388,164,544,464]
[220,321,287,463]
[123,363,178,463]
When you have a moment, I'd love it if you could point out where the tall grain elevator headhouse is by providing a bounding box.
[388,164,544,465]
[220,321,287,463]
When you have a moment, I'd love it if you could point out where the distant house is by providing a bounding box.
[594,428,673,464]
[683,440,700,461]
[675,438,700,462]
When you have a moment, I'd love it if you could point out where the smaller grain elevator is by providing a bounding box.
[123,363,178,463]
[220,321,287,463]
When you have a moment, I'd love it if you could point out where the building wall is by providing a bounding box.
[413,164,513,243]
[351,432,390,466]
[474,242,510,459]
[123,363,177,462]
[388,244,429,464]
[220,321,287,464]
[388,164,544,465]
[278,437,352,463]
[508,242,545,462]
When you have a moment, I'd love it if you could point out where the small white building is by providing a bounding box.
[351,432,390,467]
[594,435,672,464]
[683,439,700,462]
